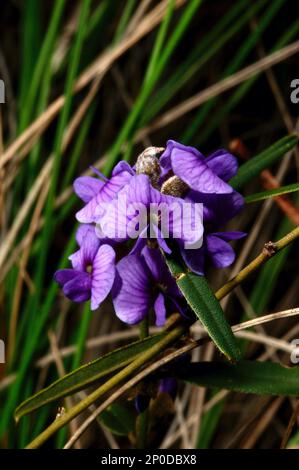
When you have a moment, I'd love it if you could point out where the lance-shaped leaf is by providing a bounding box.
[245,182,299,203]
[175,360,299,396]
[100,403,136,436]
[166,256,241,362]
[230,134,299,190]
[15,333,166,422]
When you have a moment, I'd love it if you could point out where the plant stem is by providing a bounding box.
[25,323,186,448]
[136,317,150,449]
[215,225,299,301]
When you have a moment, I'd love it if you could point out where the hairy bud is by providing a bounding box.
[135,146,164,187]
[161,175,189,197]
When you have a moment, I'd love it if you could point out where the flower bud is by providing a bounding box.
[161,175,189,197]
[135,146,164,187]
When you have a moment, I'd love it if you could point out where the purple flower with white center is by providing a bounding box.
[54,224,115,310]
[112,245,182,326]
[160,140,237,194]
[98,173,203,253]
[75,161,135,224]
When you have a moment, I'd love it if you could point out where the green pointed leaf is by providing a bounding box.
[230,134,299,190]
[245,182,299,203]
[176,360,299,395]
[15,333,166,422]
[166,257,241,362]
[100,403,136,436]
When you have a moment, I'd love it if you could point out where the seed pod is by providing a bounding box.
[135,146,164,187]
[161,175,189,197]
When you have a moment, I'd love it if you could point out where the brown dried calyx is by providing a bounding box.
[135,146,164,187]
[161,175,189,197]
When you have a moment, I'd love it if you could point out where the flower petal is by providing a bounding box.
[91,244,116,310]
[73,176,104,203]
[154,293,166,327]
[54,269,78,286]
[206,149,238,181]
[69,225,101,270]
[213,231,247,241]
[76,171,133,223]
[206,234,235,268]
[171,146,233,194]
[180,245,205,275]
[112,254,151,324]
[63,271,91,302]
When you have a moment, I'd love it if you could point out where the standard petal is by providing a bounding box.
[76,171,133,223]
[91,244,116,310]
[206,234,235,268]
[171,146,233,194]
[73,176,104,203]
[154,293,166,327]
[112,254,151,324]
[63,271,91,302]
[69,225,101,270]
[206,149,238,181]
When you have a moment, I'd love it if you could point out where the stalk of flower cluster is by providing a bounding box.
[215,225,299,300]
[25,225,299,449]
[26,322,186,449]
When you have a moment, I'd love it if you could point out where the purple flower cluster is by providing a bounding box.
[55,140,245,326]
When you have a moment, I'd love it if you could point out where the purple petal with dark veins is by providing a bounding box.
[73,176,104,203]
[112,254,151,324]
[91,244,116,310]
[206,149,238,181]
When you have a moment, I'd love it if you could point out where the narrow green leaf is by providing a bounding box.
[245,182,299,203]
[230,134,299,190]
[100,403,136,436]
[15,333,166,422]
[166,257,241,362]
[176,360,299,396]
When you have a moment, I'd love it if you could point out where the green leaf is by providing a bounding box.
[100,403,136,436]
[15,333,166,422]
[245,182,299,203]
[230,134,299,190]
[166,257,241,362]
[176,360,299,396]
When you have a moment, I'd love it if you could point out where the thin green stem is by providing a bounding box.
[215,225,299,301]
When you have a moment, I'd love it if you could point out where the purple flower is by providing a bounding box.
[54,225,115,310]
[75,161,135,223]
[112,245,181,326]
[158,378,177,400]
[160,140,237,194]
[98,173,203,253]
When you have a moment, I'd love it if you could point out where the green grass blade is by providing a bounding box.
[176,360,299,395]
[245,182,299,203]
[230,135,299,190]
[14,333,167,422]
